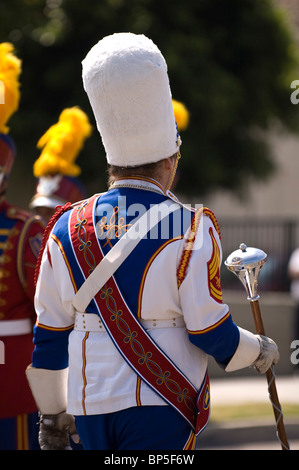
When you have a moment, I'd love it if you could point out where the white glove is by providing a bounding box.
[38,411,80,450]
[252,335,280,374]
[26,366,80,450]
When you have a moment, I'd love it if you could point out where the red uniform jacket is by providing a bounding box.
[0,199,45,418]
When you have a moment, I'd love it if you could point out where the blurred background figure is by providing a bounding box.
[287,247,299,372]
[172,99,189,133]
[170,99,189,192]
[29,106,92,225]
[0,43,45,450]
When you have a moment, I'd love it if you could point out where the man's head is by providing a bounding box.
[107,153,178,192]
[82,33,181,175]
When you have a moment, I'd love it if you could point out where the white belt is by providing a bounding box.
[74,313,185,332]
[75,313,105,332]
[0,318,33,337]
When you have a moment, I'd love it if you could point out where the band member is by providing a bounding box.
[0,42,45,450]
[27,33,279,450]
[29,106,92,225]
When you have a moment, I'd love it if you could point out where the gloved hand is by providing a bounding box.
[252,335,280,374]
[38,411,80,450]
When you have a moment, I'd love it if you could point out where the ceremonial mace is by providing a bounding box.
[225,243,290,450]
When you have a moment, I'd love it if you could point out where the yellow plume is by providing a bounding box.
[33,106,92,178]
[172,99,189,132]
[0,42,22,134]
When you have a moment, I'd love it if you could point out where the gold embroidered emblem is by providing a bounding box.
[97,206,132,248]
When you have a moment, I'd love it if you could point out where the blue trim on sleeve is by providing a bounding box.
[32,324,72,370]
[188,315,240,366]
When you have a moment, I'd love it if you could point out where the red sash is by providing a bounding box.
[69,195,210,435]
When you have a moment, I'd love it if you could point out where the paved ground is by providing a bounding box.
[196,374,299,451]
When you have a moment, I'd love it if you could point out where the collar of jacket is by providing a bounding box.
[109,176,166,195]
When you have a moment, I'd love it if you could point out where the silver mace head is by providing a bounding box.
[224,243,267,301]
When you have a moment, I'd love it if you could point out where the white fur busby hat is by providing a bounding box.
[82,33,180,167]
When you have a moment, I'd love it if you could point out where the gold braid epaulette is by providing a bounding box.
[177,207,221,288]
[202,208,221,240]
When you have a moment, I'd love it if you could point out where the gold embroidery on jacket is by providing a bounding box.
[97,206,132,248]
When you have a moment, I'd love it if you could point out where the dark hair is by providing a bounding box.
[107,154,177,187]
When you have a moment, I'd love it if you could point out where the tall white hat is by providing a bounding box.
[82,33,180,167]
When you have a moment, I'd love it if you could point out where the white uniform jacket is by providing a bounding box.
[32,177,244,417]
